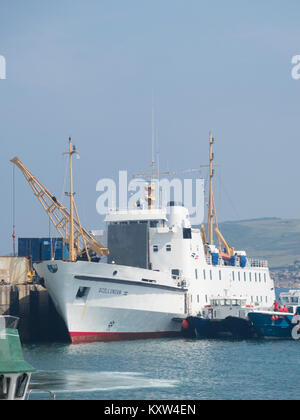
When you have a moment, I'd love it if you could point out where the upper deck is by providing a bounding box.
[205,254,268,269]
[105,208,167,224]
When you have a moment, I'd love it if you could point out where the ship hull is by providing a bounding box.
[182,316,254,339]
[35,260,186,344]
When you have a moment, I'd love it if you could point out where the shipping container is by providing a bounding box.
[18,238,68,263]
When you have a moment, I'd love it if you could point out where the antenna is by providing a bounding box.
[12,165,16,256]
[152,99,155,184]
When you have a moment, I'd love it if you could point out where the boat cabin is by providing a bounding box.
[203,297,249,320]
[0,316,35,400]
[280,290,300,314]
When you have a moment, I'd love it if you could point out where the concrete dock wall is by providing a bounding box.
[0,284,69,343]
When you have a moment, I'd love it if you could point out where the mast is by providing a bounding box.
[64,137,77,262]
[207,132,214,245]
[201,132,234,256]
[200,132,220,247]
[147,103,156,210]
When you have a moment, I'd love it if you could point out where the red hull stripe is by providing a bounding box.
[69,331,181,344]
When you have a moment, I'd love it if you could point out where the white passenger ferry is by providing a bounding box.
[13,134,275,343]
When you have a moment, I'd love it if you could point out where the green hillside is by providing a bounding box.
[201,218,300,269]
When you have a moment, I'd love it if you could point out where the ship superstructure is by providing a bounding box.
[12,135,275,343]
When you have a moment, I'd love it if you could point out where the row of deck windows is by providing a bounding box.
[195,269,267,283]
[191,295,269,305]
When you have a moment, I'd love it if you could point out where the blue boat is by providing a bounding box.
[248,290,300,340]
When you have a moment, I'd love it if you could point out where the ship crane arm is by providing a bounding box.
[214,227,235,257]
[10,157,109,261]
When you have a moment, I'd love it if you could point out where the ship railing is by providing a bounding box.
[27,389,56,400]
[247,258,268,268]
[206,255,268,269]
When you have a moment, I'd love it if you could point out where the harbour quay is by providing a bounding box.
[0,256,68,343]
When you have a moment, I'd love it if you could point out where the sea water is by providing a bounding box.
[24,337,300,400]
[24,288,300,401]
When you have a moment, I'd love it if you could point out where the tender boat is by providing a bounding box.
[248,290,300,340]
[182,297,256,339]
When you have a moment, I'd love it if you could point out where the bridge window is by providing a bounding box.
[0,376,10,400]
[166,245,172,252]
[183,228,192,239]
[15,373,29,399]
[153,245,158,253]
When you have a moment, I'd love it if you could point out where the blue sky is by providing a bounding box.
[0,0,300,255]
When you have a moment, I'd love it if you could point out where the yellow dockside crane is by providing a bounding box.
[11,138,109,263]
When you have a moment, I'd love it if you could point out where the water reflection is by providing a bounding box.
[30,370,179,394]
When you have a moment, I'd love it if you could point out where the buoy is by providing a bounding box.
[182,320,189,329]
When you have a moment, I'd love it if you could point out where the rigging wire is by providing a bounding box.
[218,175,240,221]
[12,165,16,257]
